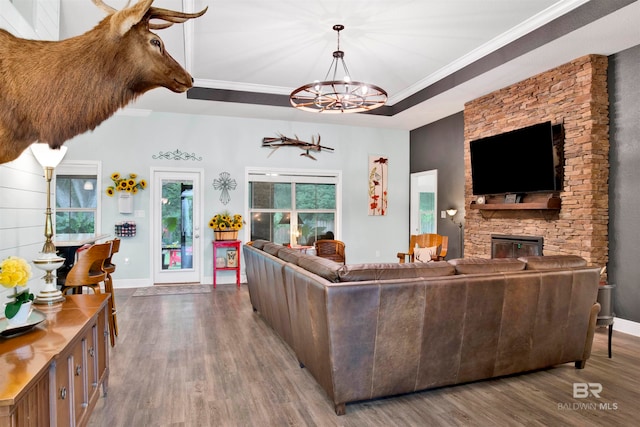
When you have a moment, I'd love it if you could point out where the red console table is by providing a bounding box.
[212,240,241,288]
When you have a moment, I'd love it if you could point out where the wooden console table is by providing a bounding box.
[0,294,110,427]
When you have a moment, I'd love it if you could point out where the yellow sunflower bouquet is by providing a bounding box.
[208,211,243,231]
[106,172,147,196]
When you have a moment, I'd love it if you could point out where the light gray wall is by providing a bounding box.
[608,44,640,323]
[60,112,409,286]
[409,113,466,259]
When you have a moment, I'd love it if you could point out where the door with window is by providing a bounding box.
[410,170,437,234]
[152,168,203,284]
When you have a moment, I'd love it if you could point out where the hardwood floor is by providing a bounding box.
[88,285,640,427]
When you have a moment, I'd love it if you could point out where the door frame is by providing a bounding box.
[150,167,204,284]
[410,170,438,235]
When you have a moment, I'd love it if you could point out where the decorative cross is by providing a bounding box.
[213,172,237,205]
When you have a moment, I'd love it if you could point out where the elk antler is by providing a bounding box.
[146,7,208,30]
[92,0,134,14]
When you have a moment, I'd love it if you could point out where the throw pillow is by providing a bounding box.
[414,246,438,262]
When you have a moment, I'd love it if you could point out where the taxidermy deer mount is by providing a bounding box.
[262,134,334,161]
[0,0,207,164]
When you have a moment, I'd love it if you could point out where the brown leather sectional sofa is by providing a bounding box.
[243,240,601,415]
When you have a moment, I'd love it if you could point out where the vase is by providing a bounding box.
[7,301,33,327]
[118,192,133,214]
[214,230,238,241]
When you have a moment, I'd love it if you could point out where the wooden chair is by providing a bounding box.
[60,242,112,295]
[315,239,346,264]
[397,233,448,263]
[103,238,120,347]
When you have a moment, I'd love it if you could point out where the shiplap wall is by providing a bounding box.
[0,0,60,301]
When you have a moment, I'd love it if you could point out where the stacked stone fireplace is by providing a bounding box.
[463,54,609,268]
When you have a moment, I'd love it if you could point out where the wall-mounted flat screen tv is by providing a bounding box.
[470,121,563,196]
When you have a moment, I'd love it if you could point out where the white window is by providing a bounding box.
[246,168,341,246]
[55,161,102,235]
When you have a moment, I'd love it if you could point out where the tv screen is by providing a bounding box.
[470,121,562,196]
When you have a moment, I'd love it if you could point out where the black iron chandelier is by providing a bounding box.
[289,25,387,114]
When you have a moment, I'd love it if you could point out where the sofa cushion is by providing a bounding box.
[448,257,526,274]
[277,247,303,265]
[250,239,270,250]
[297,255,342,282]
[337,261,455,282]
[263,242,284,256]
[518,255,587,270]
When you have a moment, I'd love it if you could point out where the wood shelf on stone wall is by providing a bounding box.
[470,193,561,219]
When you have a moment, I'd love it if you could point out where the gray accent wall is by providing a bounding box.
[409,113,465,259]
[410,45,640,323]
[608,44,640,323]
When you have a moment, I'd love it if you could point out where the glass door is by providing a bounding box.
[152,169,203,284]
[410,170,438,234]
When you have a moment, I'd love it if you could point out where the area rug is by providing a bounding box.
[132,284,212,297]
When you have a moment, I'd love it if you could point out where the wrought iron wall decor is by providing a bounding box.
[152,149,202,161]
[262,133,332,160]
[213,172,237,205]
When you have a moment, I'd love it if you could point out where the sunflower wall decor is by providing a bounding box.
[106,172,147,196]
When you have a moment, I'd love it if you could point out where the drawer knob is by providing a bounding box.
[60,387,67,400]
[75,364,82,376]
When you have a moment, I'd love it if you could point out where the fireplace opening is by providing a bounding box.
[491,235,543,259]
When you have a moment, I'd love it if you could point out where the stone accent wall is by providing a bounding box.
[463,54,609,267]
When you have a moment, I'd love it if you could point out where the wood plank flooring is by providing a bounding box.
[88,285,640,427]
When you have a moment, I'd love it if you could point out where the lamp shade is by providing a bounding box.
[446,209,458,217]
[31,144,68,168]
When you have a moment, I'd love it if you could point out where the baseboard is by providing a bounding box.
[204,274,247,286]
[112,275,247,289]
[613,317,640,337]
[113,278,153,289]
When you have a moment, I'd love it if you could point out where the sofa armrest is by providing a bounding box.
[576,302,600,369]
[576,302,601,369]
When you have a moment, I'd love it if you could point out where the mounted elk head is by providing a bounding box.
[0,0,207,164]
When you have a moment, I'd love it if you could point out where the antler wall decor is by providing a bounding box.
[262,133,333,160]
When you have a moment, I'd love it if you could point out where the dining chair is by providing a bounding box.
[60,241,112,295]
[103,238,120,346]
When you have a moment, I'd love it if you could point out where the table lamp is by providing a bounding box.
[31,143,68,304]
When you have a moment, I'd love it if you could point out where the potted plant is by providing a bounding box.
[208,211,243,240]
[1,256,34,325]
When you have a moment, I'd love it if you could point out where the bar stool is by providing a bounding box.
[60,242,112,296]
[103,238,120,346]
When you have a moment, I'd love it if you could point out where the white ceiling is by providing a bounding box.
[59,0,640,130]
